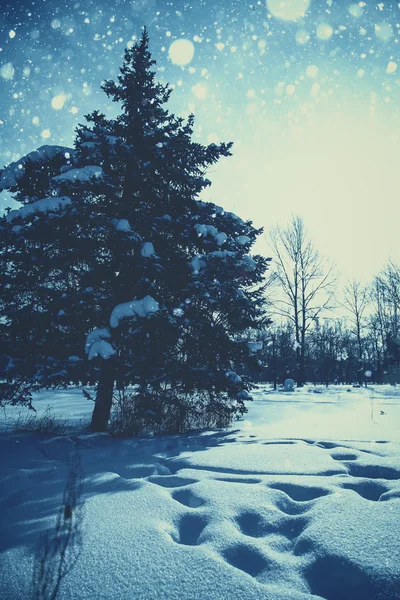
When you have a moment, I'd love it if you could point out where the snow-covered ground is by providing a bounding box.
[1,385,399,599]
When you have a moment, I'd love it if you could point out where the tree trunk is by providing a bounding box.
[89,361,115,431]
[272,337,277,390]
[297,350,305,387]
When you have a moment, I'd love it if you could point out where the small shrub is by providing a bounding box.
[13,406,68,435]
[108,386,236,437]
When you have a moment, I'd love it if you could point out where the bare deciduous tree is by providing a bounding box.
[269,215,336,386]
[342,280,369,382]
[368,261,400,383]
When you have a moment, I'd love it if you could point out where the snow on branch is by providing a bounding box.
[236,235,251,246]
[85,328,116,361]
[53,165,103,184]
[0,145,74,190]
[194,223,227,246]
[141,242,156,257]
[190,250,257,274]
[6,196,72,222]
[236,390,252,399]
[191,255,206,274]
[114,219,131,232]
[109,295,159,328]
[85,297,159,360]
[225,370,242,383]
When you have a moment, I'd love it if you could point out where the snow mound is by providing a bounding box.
[1,386,400,599]
[169,441,348,476]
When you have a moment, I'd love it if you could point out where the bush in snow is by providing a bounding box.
[0,29,270,433]
[13,406,68,435]
[109,385,234,437]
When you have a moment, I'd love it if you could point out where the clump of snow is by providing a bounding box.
[248,341,263,352]
[191,249,253,274]
[53,165,103,183]
[242,255,257,271]
[59,164,74,174]
[208,250,236,260]
[109,295,159,328]
[87,340,116,360]
[6,196,71,222]
[114,219,131,232]
[191,255,206,274]
[194,224,227,246]
[236,235,251,245]
[214,232,227,246]
[225,370,242,383]
[85,328,115,361]
[85,327,111,351]
[141,242,155,257]
[236,389,252,400]
[194,224,209,237]
[106,135,119,146]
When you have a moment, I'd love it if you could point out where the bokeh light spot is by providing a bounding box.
[168,39,195,66]
[51,95,66,110]
[316,23,333,41]
[267,0,310,22]
[295,30,310,44]
[0,63,15,80]
[192,83,207,100]
[375,23,393,43]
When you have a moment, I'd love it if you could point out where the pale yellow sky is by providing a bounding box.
[203,112,400,283]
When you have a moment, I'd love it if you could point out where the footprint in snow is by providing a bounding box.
[269,482,330,502]
[313,441,341,450]
[215,476,262,484]
[171,513,208,546]
[235,511,273,538]
[330,452,359,461]
[171,488,205,508]
[304,553,389,600]
[269,484,330,517]
[262,440,297,446]
[235,510,308,541]
[223,543,270,578]
[345,462,400,481]
[149,475,198,488]
[339,480,389,501]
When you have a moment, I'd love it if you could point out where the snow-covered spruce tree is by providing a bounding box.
[1,29,270,431]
